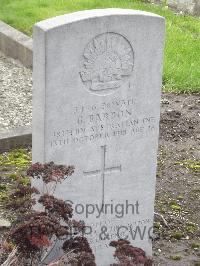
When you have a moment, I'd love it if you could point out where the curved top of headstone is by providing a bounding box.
[35,8,164,31]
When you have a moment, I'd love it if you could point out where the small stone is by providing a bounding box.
[0,218,11,228]
[161,98,170,104]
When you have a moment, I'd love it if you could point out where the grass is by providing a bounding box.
[175,160,200,173]
[0,149,31,202]
[0,0,199,92]
[170,254,182,261]
[0,149,31,168]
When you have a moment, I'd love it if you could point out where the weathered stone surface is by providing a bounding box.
[150,0,200,15]
[0,126,31,152]
[0,21,33,68]
[168,0,200,15]
[33,9,165,265]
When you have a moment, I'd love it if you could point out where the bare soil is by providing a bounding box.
[153,93,200,266]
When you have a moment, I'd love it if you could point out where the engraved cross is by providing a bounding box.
[83,145,122,205]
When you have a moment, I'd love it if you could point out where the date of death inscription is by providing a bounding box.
[50,98,159,147]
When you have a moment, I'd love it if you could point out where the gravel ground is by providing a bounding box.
[0,52,32,131]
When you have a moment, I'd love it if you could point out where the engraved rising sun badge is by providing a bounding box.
[80,32,134,95]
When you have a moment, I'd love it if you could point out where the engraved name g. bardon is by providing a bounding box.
[80,32,134,95]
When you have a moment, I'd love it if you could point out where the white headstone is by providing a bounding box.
[33,9,165,265]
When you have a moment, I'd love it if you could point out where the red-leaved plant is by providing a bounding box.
[110,239,153,266]
[1,162,95,266]
[1,162,152,266]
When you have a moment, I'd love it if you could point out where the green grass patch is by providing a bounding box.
[170,254,182,261]
[171,231,183,240]
[0,149,31,205]
[0,0,199,92]
[175,160,200,173]
[0,149,31,168]
[191,242,200,249]
[170,203,181,211]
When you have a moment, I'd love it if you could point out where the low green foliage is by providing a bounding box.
[171,231,183,240]
[175,160,200,173]
[177,195,184,200]
[0,191,9,201]
[7,172,19,180]
[0,184,7,191]
[0,149,31,203]
[169,200,182,211]
[0,149,31,169]
[170,204,181,211]
[191,242,200,249]
[186,225,195,233]
[0,184,8,201]
[154,221,161,229]
[0,0,199,92]
[170,254,182,261]
[186,221,196,227]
